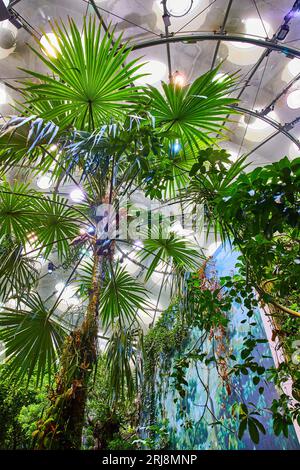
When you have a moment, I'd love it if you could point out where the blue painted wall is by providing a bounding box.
[150,244,300,450]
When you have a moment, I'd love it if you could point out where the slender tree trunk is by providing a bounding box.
[35,249,102,449]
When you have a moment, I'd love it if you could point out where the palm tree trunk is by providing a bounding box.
[35,249,102,449]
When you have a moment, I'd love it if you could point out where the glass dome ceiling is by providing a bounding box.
[0,0,299,165]
[0,0,300,331]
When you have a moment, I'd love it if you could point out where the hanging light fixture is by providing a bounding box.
[47,261,56,274]
[172,70,187,87]
[170,138,181,154]
[276,23,289,41]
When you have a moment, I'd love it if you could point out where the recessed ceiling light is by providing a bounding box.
[0,86,6,104]
[37,174,52,189]
[55,282,65,292]
[70,188,85,203]
[231,18,271,49]
[287,89,300,109]
[287,58,300,77]
[243,111,278,130]
[135,60,167,85]
[40,33,61,58]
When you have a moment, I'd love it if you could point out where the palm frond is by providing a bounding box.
[0,242,38,302]
[105,324,143,401]
[64,128,111,180]
[189,152,249,198]
[19,17,144,130]
[100,263,149,329]
[34,194,81,260]
[137,232,203,281]
[188,153,249,242]
[148,67,239,150]
[76,260,149,328]
[0,126,40,176]
[0,293,66,385]
[0,181,37,243]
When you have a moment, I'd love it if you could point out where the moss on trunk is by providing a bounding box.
[34,252,102,449]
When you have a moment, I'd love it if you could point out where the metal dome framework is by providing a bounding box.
[1,0,300,159]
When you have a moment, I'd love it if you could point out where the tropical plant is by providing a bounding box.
[0,15,240,449]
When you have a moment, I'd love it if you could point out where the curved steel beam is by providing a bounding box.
[127,33,300,149]
[129,33,300,58]
[231,105,300,149]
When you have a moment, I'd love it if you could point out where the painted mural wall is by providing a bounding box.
[145,245,300,450]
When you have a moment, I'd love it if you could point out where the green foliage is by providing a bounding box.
[33,194,81,260]
[106,324,143,402]
[100,264,150,328]
[0,181,37,243]
[20,18,144,130]
[186,275,231,330]
[234,403,266,445]
[83,356,138,450]
[0,182,81,260]
[143,303,189,379]
[0,241,38,302]
[0,293,66,385]
[0,366,46,449]
[3,10,298,452]
[214,156,300,242]
[18,394,47,446]
[148,67,238,149]
[138,233,202,282]
[133,421,170,450]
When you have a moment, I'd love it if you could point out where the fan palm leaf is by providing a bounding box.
[76,259,150,328]
[19,17,144,130]
[100,263,150,328]
[0,293,66,385]
[33,194,81,260]
[0,243,38,302]
[148,68,238,149]
[0,181,37,243]
[138,232,202,281]
[188,152,249,242]
[105,324,142,401]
